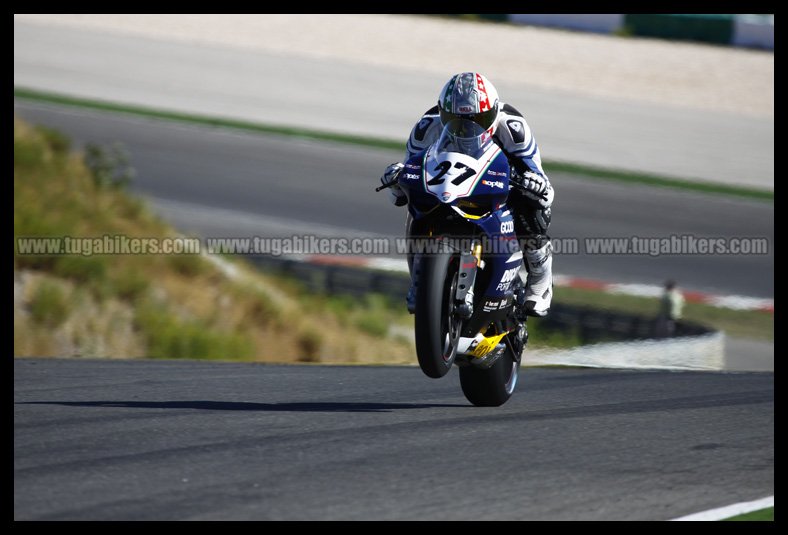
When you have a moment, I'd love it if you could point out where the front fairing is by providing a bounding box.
[399,119,510,220]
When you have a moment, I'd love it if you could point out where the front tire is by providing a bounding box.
[414,243,461,378]
[459,334,522,407]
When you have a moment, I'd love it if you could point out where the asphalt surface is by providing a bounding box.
[14,16,773,521]
[14,357,774,521]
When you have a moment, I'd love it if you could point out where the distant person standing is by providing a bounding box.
[656,280,685,337]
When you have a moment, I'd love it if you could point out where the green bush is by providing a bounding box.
[13,136,46,170]
[83,142,136,189]
[29,279,70,327]
[134,298,255,361]
[296,328,323,362]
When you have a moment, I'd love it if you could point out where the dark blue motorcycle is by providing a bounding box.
[379,119,528,406]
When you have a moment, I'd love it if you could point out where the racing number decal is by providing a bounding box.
[426,161,452,185]
[427,161,477,186]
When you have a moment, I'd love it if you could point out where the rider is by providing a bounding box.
[380,72,554,317]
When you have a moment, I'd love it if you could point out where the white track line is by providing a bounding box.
[670,496,773,521]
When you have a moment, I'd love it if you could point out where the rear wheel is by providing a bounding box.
[459,332,523,407]
[414,243,461,378]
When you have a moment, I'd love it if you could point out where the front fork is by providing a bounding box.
[406,239,482,316]
[454,242,482,318]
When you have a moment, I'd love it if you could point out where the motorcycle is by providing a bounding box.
[378,119,528,407]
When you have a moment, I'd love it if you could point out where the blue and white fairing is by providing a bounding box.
[398,119,523,306]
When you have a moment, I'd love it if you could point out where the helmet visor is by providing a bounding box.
[439,106,498,131]
[435,119,492,159]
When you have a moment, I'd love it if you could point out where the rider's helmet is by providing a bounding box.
[438,72,501,136]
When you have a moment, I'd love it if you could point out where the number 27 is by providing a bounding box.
[427,161,476,186]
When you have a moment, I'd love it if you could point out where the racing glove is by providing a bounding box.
[516,169,554,210]
[381,162,407,206]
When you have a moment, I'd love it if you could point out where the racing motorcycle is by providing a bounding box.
[378,119,528,407]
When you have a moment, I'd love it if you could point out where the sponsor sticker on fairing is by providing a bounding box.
[482,179,504,189]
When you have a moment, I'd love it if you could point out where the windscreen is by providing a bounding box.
[434,118,494,160]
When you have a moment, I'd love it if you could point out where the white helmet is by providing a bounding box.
[438,72,501,135]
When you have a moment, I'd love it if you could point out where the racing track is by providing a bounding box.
[14,357,774,521]
[13,102,775,521]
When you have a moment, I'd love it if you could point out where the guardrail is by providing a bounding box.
[247,254,716,345]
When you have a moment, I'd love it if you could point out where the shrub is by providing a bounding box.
[29,279,70,327]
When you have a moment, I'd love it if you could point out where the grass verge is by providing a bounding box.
[723,506,774,521]
[14,116,416,365]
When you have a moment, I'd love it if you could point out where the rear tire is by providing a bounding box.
[414,243,460,378]
[459,334,522,407]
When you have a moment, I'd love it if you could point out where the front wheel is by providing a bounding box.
[459,334,522,407]
[414,242,461,378]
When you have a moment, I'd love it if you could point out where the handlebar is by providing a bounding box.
[375,181,397,192]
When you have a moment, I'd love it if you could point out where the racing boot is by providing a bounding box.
[522,241,553,317]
